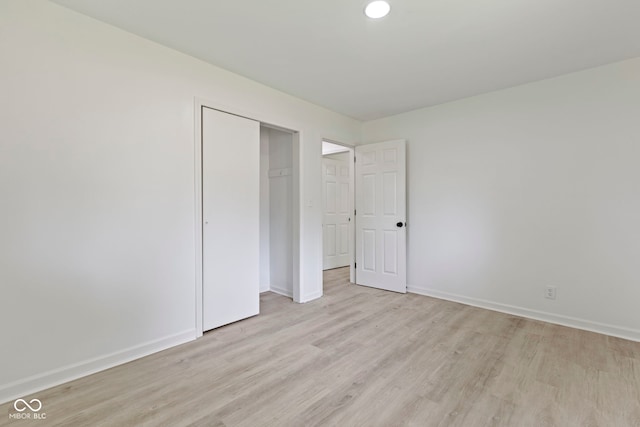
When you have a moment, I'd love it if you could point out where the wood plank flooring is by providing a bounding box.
[2,267,640,426]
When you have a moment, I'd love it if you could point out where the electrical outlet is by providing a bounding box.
[545,286,557,300]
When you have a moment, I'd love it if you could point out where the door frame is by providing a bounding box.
[321,139,356,284]
[194,97,301,337]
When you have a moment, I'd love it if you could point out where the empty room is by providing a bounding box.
[1,0,639,426]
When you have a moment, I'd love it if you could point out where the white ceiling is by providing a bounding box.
[322,141,350,155]
[51,0,640,121]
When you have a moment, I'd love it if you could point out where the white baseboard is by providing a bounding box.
[407,286,640,343]
[270,285,293,298]
[0,329,196,405]
[267,286,322,304]
[299,290,323,303]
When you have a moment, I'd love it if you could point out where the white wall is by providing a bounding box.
[0,0,360,403]
[362,58,640,341]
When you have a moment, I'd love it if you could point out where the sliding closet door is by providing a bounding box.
[202,107,260,331]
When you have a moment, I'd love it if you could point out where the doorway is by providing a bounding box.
[321,140,355,284]
[320,139,408,295]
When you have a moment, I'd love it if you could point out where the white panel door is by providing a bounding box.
[202,107,260,331]
[323,157,351,270]
[355,140,406,293]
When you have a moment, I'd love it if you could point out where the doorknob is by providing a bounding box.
[396,222,405,228]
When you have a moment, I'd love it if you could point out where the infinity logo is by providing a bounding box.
[13,398,42,412]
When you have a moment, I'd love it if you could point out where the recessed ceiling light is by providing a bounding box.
[365,1,391,19]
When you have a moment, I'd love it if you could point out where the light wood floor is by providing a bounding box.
[3,267,640,426]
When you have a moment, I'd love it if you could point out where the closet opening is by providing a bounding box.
[260,124,299,300]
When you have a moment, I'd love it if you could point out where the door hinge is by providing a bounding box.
[354,209,356,215]
[354,156,356,163]
[355,262,357,269]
